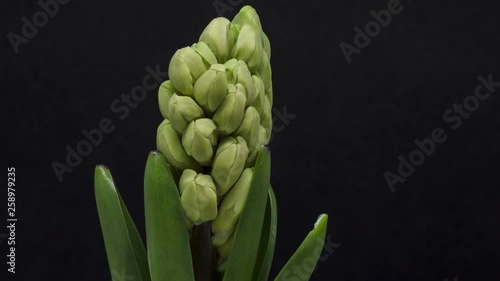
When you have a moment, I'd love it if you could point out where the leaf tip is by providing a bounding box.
[313,213,328,229]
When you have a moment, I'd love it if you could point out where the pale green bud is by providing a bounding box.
[251,75,265,114]
[262,32,271,59]
[167,94,205,133]
[179,169,218,224]
[258,51,272,91]
[232,5,271,59]
[260,97,272,142]
[234,106,261,151]
[246,126,267,167]
[193,64,228,115]
[216,233,234,271]
[223,58,238,74]
[211,136,249,196]
[158,80,175,119]
[216,233,234,259]
[211,168,253,246]
[199,18,233,63]
[191,41,218,66]
[231,24,264,74]
[212,85,246,137]
[232,5,264,41]
[168,46,208,96]
[225,59,256,106]
[265,80,273,107]
[182,118,218,166]
[156,119,201,172]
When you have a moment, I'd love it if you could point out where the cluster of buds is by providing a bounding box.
[156,6,272,269]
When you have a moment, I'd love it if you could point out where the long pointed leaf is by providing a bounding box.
[223,147,271,281]
[144,151,195,281]
[274,214,328,281]
[254,187,278,281]
[94,165,151,281]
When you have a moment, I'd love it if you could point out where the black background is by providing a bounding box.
[4,0,500,280]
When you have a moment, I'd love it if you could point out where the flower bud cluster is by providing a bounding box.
[156,6,272,268]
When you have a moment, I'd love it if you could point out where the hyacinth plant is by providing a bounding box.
[94,6,328,281]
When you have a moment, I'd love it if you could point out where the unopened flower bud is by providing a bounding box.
[260,97,272,141]
[182,118,218,166]
[217,233,234,259]
[232,5,271,58]
[211,168,253,246]
[225,59,256,106]
[234,106,260,151]
[158,80,175,118]
[199,18,232,63]
[258,51,272,91]
[168,46,208,96]
[262,32,271,59]
[193,64,228,115]
[246,126,267,167]
[212,84,246,137]
[231,24,264,74]
[265,80,273,107]
[231,5,264,41]
[211,137,249,196]
[191,41,218,66]
[179,169,218,224]
[167,94,205,133]
[251,75,265,114]
[216,233,234,271]
[156,119,201,172]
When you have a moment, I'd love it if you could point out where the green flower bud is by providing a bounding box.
[182,118,218,166]
[258,51,272,91]
[167,94,205,133]
[193,64,228,115]
[156,119,201,172]
[168,46,208,96]
[265,80,273,107]
[223,58,238,74]
[179,169,218,224]
[225,59,256,106]
[158,80,175,118]
[260,97,272,142]
[234,106,260,151]
[211,167,253,246]
[212,84,246,137]
[251,75,265,114]
[211,136,249,196]
[232,5,264,41]
[262,32,271,59]
[199,18,233,63]
[217,233,234,259]
[246,126,267,167]
[191,41,218,66]
[260,98,273,141]
[232,5,271,58]
[216,233,234,271]
[231,24,264,74]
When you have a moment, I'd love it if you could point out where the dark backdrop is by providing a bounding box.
[4,0,500,280]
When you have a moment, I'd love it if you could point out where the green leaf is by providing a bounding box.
[223,146,271,281]
[94,165,151,281]
[274,214,328,281]
[254,187,278,281]
[144,151,195,281]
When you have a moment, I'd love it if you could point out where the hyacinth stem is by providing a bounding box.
[190,222,218,281]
